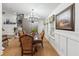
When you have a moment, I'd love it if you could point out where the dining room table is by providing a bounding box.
[34,33,40,40]
[32,32,42,52]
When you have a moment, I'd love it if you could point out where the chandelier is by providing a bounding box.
[28,9,40,23]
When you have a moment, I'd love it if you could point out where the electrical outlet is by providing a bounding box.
[61,48,64,52]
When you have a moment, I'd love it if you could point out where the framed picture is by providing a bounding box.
[56,4,75,31]
[49,15,55,36]
[17,14,24,26]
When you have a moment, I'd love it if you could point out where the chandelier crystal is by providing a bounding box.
[28,9,40,23]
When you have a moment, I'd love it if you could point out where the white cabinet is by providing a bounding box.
[68,39,79,56]
[2,24,16,35]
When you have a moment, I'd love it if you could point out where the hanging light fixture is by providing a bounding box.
[28,9,39,23]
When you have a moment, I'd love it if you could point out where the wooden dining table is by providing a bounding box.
[33,33,40,40]
[32,33,42,52]
[26,32,41,41]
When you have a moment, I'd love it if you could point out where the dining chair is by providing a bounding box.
[31,32,35,37]
[19,34,34,56]
[2,35,8,48]
[18,31,24,37]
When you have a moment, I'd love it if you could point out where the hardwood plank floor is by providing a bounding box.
[2,36,58,56]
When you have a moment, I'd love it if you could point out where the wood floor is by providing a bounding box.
[2,36,58,56]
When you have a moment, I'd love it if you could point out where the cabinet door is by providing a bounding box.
[59,36,67,56]
[68,39,79,56]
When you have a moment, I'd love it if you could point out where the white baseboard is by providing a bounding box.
[0,47,4,56]
[49,41,63,56]
[45,35,63,56]
[0,50,3,56]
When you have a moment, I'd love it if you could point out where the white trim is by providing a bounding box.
[0,51,3,55]
[45,34,63,56]
[0,47,4,55]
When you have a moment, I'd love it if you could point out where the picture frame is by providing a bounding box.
[56,4,75,31]
[49,15,55,36]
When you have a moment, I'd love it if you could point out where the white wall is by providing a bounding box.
[0,3,4,55]
[2,10,17,35]
[38,21,44,33]
[22,18,39,34]
[46,3,79,56]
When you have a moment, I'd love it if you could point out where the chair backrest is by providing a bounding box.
[40,31,45,40]
[2,35,8,42]
[31,32,35,37]
[20,35,33,50]
[18,31,24,37]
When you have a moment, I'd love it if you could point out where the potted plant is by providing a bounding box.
[32,28,37,32]
[31,28,38,36]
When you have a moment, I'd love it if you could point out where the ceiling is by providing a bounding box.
[2,3,60,19]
